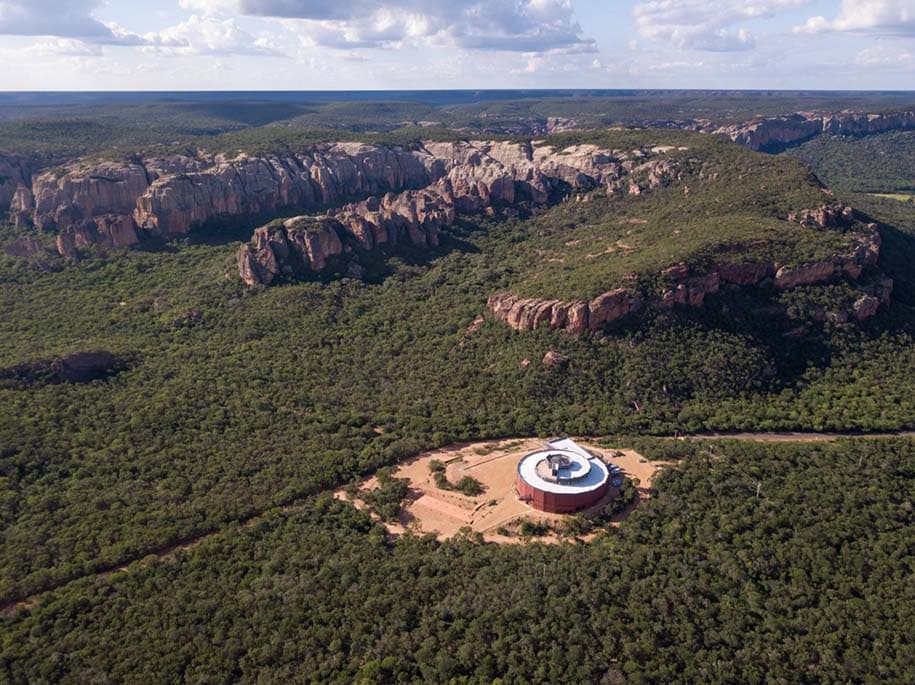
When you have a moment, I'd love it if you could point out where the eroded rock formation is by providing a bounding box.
[487,228,889,334]
[235,141,676,285]
[14,140,647,260]
[487,289,644,335]
[238,180,458,285]
[714,111,915,151]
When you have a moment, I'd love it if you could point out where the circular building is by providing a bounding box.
[516,443,610,514]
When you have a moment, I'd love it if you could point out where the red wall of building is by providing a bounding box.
[517,477,609,514]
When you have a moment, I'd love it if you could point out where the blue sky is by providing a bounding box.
[0,0,912,90]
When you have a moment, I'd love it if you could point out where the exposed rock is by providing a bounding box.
[0,154,33,211]
[56,232,78,259]
[542,351,570,368]
[772,230,880,290]
[661,273,720,308]
[661,263,690,280]
[588,289,642,331]
[788,202,855,229]
[237,181,455,286]
[487,288,641,334]
[821,111,915,136]
[852,295,880,321]
[235,142,645,285]
[10,184,34,227]
[32,161,148,234]
[487,225,887,334]
[774,260,838,290]
[714,111,915,151]
[27,140,640,258]
[3,236,47,259]
[715,114,823,151]
[458,314,486,347]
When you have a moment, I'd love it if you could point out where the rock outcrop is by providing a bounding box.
[0,154,33,212]
[542,351,570,368]
[487,228,888,334]
[788,201,855,230]
[714,111,915,151]
[487,289,643,334]
[238,181,455,285]
[18,140,640,259]
[773,231,881,289]
[236,141,658,285]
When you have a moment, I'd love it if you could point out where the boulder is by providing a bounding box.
[542,351,570,368]
[852,295,880,321]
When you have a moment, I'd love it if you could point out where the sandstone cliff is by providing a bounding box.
[713,111,915,151]
[487,220,889,334]
[236,141,671,285]
[18,140,640,260]
[238,181,454,286]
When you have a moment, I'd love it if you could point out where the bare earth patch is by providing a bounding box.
[335,437,668,544]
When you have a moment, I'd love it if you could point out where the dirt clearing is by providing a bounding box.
[335,437,668,544]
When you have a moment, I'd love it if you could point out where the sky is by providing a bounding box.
[0,0,912,90]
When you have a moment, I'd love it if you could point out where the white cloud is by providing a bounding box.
[633,0,812,51]
[178,0,240,16]
[0,0,143,43]
[143,15,285,56]
[237,0,595,52]
[26,37,103,57]
[795,0,915,35]
[854,43,913,65]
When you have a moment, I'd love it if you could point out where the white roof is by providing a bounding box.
[517,439,609,495]
[547,437,595,459]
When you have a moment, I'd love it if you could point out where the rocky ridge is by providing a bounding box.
[712,111,915,151]
[8,140,670,261]
[2,108,914,259]
[487,205,890,334]
[235,141,684,285]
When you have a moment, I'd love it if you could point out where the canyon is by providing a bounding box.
[0,109,908,331]
[1,109,914,259]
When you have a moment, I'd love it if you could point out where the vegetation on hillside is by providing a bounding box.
[2,99,915,683]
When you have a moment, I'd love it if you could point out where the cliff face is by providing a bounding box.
[0,154,35,225]
[238,181,454,286]
[487,218,889,334]
[714,111,915,151]
[236,141,662,285]
[486,289,644,335]
[17,140,634,260]
[25,144,440,255]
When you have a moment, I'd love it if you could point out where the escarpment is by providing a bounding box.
[12,140,647,260]
[488,210,890,334]
[713,111,915,151]
[236,141,684,285]
[238,182,454,286]
[22,144,441,256]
